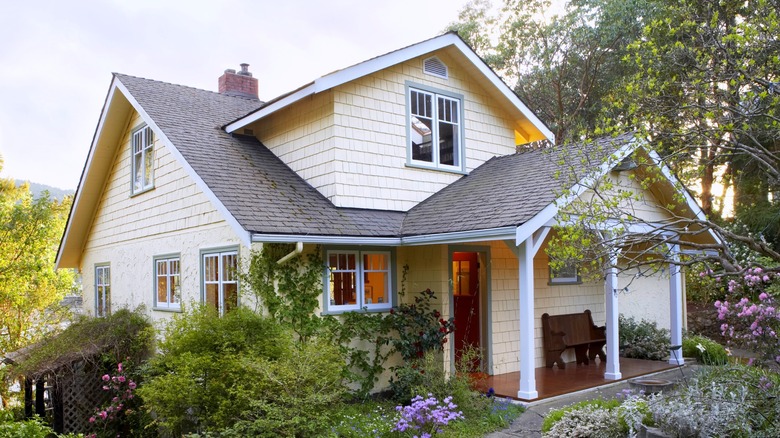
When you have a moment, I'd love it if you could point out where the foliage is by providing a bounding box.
[541,399,624,437]
[139,306,346,437]
[87,362,144,438]
[385,288,455,363]
[618,315,671,361]
[242,243,324,342]
[10,307,154,379]
[450,0,660,144]
[216,338,346,438]
[0,157,76,363]
[649,365,780,437]
[682,335,728,365]
[138,306,290,435]
[715,268,780,365]
[391,394,464,437]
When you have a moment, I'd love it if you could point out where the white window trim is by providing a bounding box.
[201,248,239,315]
[324,249,393,313]
[154,254,181,311]
[405,82,466,173]
[95,264,110,317]
[131,125,155,195]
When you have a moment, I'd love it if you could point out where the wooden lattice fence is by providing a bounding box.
[58,360,111,434]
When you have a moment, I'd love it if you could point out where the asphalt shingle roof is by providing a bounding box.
[401,132,635,236]
[116,74,404,237]
[116,73,633,239]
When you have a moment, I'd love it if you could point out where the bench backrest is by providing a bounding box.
[542,310,601,345]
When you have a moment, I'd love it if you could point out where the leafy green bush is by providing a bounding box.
[683,335,728,365]
[618,315,670,361]
[139,306,347,437]
[138,306,291,435]
[0,411,55,438]
[541,398,622,434]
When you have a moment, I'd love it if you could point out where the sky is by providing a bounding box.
[0,0,474,190]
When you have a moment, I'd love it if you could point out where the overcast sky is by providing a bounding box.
[0,0,474,190]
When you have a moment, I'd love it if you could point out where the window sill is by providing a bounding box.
[548,279,582,286]
[321,307,392,316]
[152,306,182,313]
[130,185,155,198]
[405,162,467,175]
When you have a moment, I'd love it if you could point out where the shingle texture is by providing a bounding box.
[117,74,404,237]
[117,73,632,239]
[401,132,635,236]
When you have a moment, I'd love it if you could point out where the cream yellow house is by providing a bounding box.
[56,33,715,400]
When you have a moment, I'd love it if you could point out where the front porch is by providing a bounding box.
[475,358,677,402]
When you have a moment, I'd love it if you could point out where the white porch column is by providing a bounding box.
[604,251,622,380]
[517,237,538,399]
[668,245,685,365]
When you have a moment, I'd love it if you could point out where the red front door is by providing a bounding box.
[453,252,481,369]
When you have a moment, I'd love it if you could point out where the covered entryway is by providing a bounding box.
[451,251,488,371]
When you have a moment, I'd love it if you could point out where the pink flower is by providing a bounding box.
[117,363,123,373]
[759,292,769,301]
[102,374,110,382]
[99,411,108,419]
[128,381,136,390]
[89,417,96,423]
[117,376,126,383]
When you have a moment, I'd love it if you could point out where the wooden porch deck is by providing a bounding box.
[475,358,676,402]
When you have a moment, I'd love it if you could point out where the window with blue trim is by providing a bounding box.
[326,250,391,311]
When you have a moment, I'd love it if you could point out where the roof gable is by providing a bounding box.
[224,32,553,143]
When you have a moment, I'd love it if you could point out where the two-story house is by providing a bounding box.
[56,33,715,400]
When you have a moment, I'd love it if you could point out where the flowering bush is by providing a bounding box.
[87,362,139,438]
[714,267,780,365]
[618,315,670,361]
[392,393,464,437]
[385,289,455,362]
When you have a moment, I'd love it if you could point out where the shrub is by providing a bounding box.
[649,364,780,437]
[392,394,464,437]
[138,306,292,435]
[682,335,728,365]
[543,402,624,438]
[541,398,622,434]
[618,315,670,361]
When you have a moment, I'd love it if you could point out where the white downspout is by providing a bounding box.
[277,242,304,264]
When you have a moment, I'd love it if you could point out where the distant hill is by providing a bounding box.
[15,180,75,201]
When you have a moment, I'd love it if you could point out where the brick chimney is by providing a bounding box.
[218,63,258,99]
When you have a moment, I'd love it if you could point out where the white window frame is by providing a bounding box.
[406,82,465,172]
[131,125,154,194]
[549,261,581,285]
[325,249,392,313]
[95,264,110,317]
[154,255,181,310]
[201,249,239,315]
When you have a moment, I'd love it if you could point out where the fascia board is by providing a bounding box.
[401,226,517,246]
[252,234,401,245]
[114,80,252,247]
[251,226,517,246]
[515,138,640,245]
[645,148,724,246]
[224,83,315,133]
[56,79,120,269]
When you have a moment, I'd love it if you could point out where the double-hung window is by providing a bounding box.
[155,256,181,310]
[408,85,463,171]
[326,250,391,312]
[202,250,238,315]
[132,125,154,194]
[95,264,111,317]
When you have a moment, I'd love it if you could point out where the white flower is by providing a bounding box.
[696,343,706,353]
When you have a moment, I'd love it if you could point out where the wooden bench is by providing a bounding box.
[541,309,606,369]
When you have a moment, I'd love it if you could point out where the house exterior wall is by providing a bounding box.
[251,50,520,212]
[80,111,246,324]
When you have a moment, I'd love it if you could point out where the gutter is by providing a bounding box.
[277,242,304,264]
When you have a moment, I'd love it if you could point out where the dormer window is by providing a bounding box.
[407,84,464,172]
[131,125,154,194]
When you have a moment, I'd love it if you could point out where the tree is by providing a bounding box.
[0,156,75,357]
[450,0,661,144]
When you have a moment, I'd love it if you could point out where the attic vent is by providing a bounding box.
[423,57,448,79]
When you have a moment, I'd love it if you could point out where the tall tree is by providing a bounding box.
[0,157,75,357]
